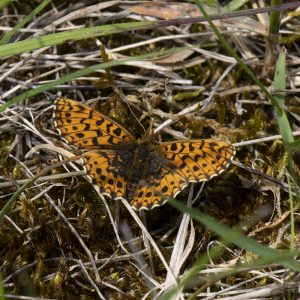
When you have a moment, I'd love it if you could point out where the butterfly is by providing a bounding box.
[53,98,235,210]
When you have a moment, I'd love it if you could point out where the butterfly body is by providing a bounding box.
[118,140,177,199]
[54,98,235,210]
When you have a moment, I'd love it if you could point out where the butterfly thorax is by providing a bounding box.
[113,140,174,199]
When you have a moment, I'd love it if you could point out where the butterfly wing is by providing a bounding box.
[53,98,135,149]
[130,167,188,210]
[53,98,136,199]
[160,139,235,181]
[81,151,127,199]
[131,139,235,210]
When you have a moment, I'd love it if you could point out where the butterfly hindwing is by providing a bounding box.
[53,98,134,149]
[82,151,126,199]
[130,167,188,210]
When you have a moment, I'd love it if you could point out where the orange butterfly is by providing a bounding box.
[53,98,235,210]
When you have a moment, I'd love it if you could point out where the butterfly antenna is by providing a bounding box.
[119,92,146,133]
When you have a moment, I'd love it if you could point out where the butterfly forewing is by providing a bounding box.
[53,98,131,201]
[53,98,135,149]
[160,139,235,182]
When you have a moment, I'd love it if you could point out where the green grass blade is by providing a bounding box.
[0,0,12,10]
[193,0,283,114]
[273,48,294,144]
[0,0,52,46]
[288,176,295,251]
[159,199,300,299]
[269,0,281,34]
[0,176,35,223]
[272,49,300,196]
[0,274,3,300]
[0,21,154,58]
[287,139,300,149]
[224,0,250,11]
[169,199,300,270]
[273,49,299,247]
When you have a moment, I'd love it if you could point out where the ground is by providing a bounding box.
[0,1,300,299]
